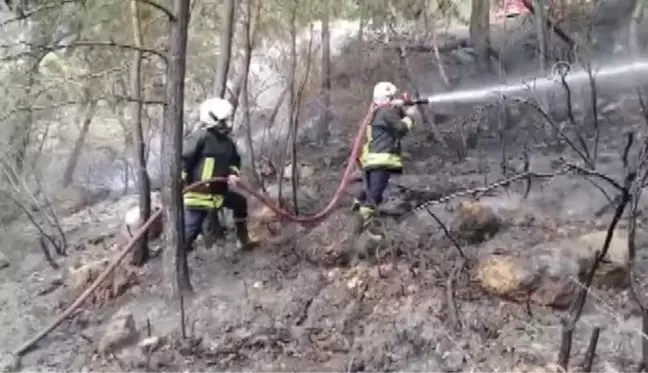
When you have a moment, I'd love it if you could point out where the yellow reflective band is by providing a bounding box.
[183,192,224,209]
[402,117,413,130]
[360,152,402,169]
[359,125,372,168]
[181,170,187,181]
[359,206,374,219]
[229,165,240,175]
[201,157,215,181]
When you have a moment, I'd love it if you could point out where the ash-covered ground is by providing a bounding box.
[3,90,648,373]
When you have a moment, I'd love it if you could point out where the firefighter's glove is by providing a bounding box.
[404,105,420,122]
[227,174,240,188]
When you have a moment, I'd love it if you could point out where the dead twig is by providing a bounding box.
[14,210,164,356]
[581,327,600,373]
[180,292,187,339]
[511,97,593,168]
[557,134,637,371]
[446,259,464,332]
[425,208,466,260]
[38,235,59,270]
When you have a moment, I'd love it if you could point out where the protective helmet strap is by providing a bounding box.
[208,111,221,123]
[208,111,231,133]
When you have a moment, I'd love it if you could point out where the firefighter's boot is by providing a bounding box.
[235,220,260,251]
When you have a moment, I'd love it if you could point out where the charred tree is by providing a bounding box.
[317,1,331,145]
[129,0,152,266]
[162,0,192,294]
[62,91,98,187]
[469,0,492,76]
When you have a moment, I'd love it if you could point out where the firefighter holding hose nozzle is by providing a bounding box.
[352,81,419,235]
[180,97,260,252]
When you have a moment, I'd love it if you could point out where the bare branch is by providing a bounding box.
[426,208,466,260]
[565,162,625,191]
[557,155,635,370]
[0,96,165,123]
[511,97,594,168]
[0,0,80,28]
[0,40,167,63]
[136,0,176,21]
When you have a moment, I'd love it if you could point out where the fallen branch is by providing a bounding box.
[14,209,163,356]
[446,259,464,332]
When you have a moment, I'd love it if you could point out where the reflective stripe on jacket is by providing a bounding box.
[359,105,413,171]
[181,128,241,209]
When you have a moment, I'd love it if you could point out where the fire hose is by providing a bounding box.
[13,100,402,357]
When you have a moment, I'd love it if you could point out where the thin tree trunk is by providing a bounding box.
[241,0,264,191]
[203,0,236,248]
[212,0,235,97]
[629,0,644,57]
[129,0,152,266]
[357,1,366,81]
[9,66,36,177]
[290,24,315,215]
[62,95,98,187]
[277,0,298,207]
[162,0,192,295]
[316,1,331,146]
[469,0,492,76]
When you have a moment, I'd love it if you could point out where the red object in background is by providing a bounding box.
[494,0,531,19]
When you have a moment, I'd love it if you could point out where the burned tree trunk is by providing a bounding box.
[162,0,192,295]
[129,0,152,266]
[317,1,331,145]
[62,92,98,187]
[469,0,492,76]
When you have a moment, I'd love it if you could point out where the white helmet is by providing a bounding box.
[372,81,398,104]
[199,97,234,130]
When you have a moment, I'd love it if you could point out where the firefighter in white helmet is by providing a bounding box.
[352,81,419,233]
[181,97,259,251]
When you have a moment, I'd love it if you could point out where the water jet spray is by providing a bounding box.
[405,60,648,107]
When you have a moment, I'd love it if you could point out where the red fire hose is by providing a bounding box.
[13,104,381,357]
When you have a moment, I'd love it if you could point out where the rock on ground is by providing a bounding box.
[0,352,20,373]
[477,229,633,309]
[64,259,110,292]
[0,252,9,270]
[451,200,505,244]
[97,310,139,355]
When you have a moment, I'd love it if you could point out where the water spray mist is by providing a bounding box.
[415,60,648,106]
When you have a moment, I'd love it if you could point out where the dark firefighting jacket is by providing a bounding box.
[181,128,241,209]
[359,105,413,171]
